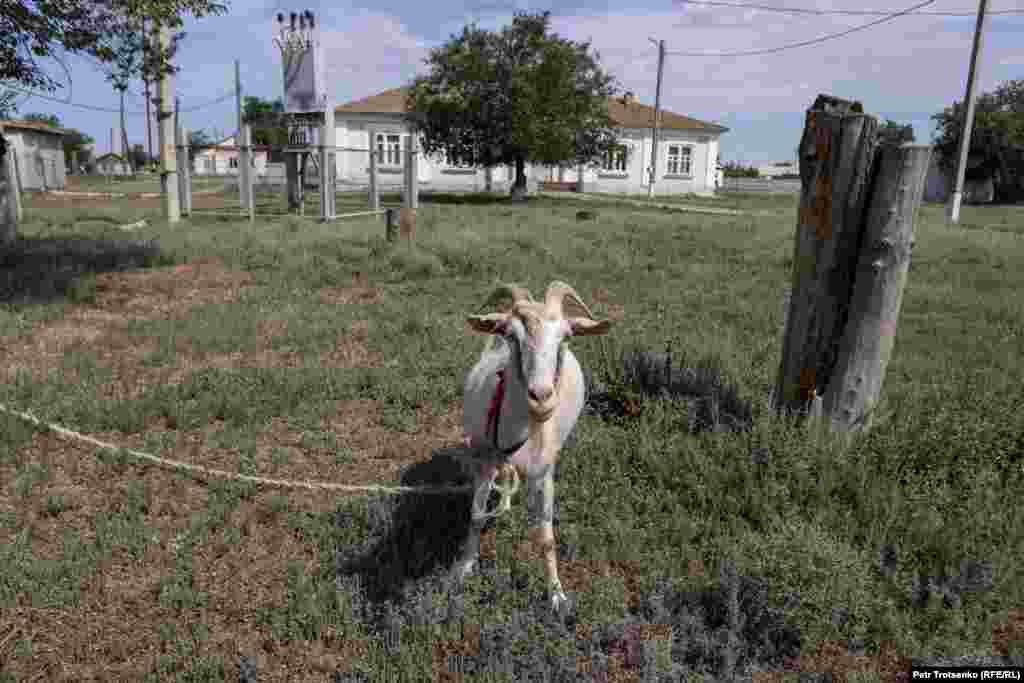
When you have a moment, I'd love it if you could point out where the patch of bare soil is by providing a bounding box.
[0,430,381,681]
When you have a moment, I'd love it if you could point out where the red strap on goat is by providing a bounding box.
[486,369,506,449]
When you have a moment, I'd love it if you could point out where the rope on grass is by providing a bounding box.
[0,402,476,497]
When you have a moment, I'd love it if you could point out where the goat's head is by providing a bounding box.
[467,281,612,421]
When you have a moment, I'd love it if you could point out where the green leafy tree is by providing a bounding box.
[63,128,95,170]
[721,161,759,178]
[932,79,1024,202]
[878,119,915,147]
[22,112,61,128]
[188,129,211,163]
[242,96,287,161]
[0,89,18,119]
[130,143,148,170]
[406,11,620,199]
[2,0,228,241]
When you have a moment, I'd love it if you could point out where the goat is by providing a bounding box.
[453,281,612,615]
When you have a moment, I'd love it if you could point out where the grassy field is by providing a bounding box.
[1,191,1022,681]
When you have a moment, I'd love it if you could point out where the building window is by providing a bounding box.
[666,145,692,176]
[229,158,239,169]
[376,133,403,166]
[602,145,628,172]
[444,149,474,169]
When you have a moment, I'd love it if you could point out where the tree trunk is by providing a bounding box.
[286,152,301,212]
[510,157,528,201]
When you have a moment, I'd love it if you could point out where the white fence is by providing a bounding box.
[720,177,801,194]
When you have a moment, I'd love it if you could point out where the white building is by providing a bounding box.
[0,119,67,191]
[94,153,131,176]
[192,134,272,176]
[331,87,728,196]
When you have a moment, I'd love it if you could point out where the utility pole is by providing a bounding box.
[647,38,665,199]
[235,59,250,210]
[143,18,154,169]
[120,89,133,175]
[947,0,989,224]
[155,23,180,223]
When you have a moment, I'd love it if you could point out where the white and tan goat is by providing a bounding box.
[454,281,611,614]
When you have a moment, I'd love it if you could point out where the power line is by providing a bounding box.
[667,0,939,56]
[0,83,234,115]
[678,0,1023,16]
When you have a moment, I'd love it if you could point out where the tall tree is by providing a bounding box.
[406,11,620,199]
[2,0,229,242]
[242,96,287,161]
[932,78,1024,202]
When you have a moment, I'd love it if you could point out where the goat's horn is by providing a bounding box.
[544,281,595,319]
[478,283,534,312]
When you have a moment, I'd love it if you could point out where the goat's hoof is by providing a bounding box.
[550,590,571,617]
[450,560,477,583]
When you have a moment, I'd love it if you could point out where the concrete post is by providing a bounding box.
[176,125,192,216]
[156,24,180,223]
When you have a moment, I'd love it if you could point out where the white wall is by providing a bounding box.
[3,129,66,191]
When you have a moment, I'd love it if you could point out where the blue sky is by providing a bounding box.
[5,0,1023,165]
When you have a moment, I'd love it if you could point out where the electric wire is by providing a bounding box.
[678,0,1023,17]
[666,0,940,56]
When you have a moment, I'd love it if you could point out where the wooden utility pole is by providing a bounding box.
[773,94,931,442]
[120,89,133,176]
[947,0,989,224]
[235,60,250,211]
[143,18,154,169]
[155,23,180,223]
[647,38,665,199]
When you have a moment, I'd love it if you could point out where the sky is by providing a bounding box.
[5,0,1023,166]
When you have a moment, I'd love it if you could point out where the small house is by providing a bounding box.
[0,119,67,191]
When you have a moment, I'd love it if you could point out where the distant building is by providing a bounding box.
[0,119,67,191]
[95,153,131,176]
[755,160,798,179]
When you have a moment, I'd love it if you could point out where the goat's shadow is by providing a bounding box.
[335,446,565,617]
[0,236,163,303]
[335,447,482,609]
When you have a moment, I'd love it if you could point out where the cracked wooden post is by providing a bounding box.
[823,144,930,438]
[772,94,930,442]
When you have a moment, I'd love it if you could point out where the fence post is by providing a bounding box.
[772,93,929,443]
[242,124,254,222]
[484,166,493,193]
[176,125,192,216]
[368,144,379,211]
[319,110,335,223]
[239,127,250,212]
[403,137,419,210]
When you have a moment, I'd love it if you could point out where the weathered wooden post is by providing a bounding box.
[385,208,398,242]
[400,137,417,247]
[772,94,931,442]
[368,142,380,211]
[241,123,255,222]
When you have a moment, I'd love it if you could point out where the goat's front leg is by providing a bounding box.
[525,462,568,615]
[451,465,496,582]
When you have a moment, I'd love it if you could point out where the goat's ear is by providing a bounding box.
[567,317,612,336]
[466,313,508,334]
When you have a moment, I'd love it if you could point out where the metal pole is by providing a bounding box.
[947,0,989,224]
[647,38,665,199]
